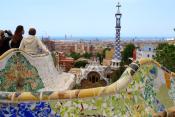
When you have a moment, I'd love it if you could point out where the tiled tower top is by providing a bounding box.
[113,2,122,61]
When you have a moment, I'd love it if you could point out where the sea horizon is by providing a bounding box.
[40,36,174,41]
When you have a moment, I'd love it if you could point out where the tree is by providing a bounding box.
[154,43,175,72]
[121,43,135,65]
[96,52,103,64]
[69,52,81,60]
[82,52,92,59]
[74,61,88,68]
[102,48,111,58]
[111,66,125,83]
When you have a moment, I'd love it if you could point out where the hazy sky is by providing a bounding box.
[0,0,175,37]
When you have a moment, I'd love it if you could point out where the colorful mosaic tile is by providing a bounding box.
[0,53,44,92]
[0,50,175,116]
[0,102,60,117]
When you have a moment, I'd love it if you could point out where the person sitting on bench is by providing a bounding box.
[19,28,49,55]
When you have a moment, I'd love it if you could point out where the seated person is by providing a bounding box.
[4,30,13,39]
[10,25,24,48]
[19,28,49,55]
[0,30,12,56]
[0,30,4,55]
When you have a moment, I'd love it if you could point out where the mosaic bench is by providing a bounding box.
[0,49,175,117]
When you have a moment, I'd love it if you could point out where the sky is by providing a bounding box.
[0,0,175,38]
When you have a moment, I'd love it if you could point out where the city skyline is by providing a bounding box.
[1,0,175,38]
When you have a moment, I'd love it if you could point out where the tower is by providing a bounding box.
[111,2,122,69]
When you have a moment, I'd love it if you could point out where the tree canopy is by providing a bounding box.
[68,52,81,60]
[154,43,175,72]
[102,48,111,58]
[74,61,88,68]
[82,52,92,59]
[121,43,136,65]
[96,52,103,64]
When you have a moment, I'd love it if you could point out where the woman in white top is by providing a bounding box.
[19,28,49,55]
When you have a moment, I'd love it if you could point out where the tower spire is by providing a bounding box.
[116,2,121,14]
[114,2,122,60]
[111,2,122,70]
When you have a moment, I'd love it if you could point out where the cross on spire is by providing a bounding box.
[111,2,122,69]
[116,2,121,13]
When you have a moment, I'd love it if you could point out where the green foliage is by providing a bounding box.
[74,60,88,68]
[111,66,125,83]
[110,43,135,83]
[112,43,135,83]
[154,43,175,72]
[102,48,111,58]
[96,52,103,64]
[122,43,135,65]
[68,52,81,60]
[68,48,110,63]
[82,52,92,59]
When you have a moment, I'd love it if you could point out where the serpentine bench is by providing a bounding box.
[0,49,175,116]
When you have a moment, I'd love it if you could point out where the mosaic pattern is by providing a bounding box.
[131,63,174,113]
[0,96,150,117]
[0,64,174,116]
[168,78,175,104]
[113,3,122,60]
[0,50,175,116]
[53,96,150,117]
[0,102,60,117]
[0,53,44,92]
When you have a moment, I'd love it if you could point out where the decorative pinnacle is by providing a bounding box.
[116,2,121,13]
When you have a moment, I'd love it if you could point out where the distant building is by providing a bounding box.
[54,41,95,55]
[168,39,175,45]
[105,48,115,60]
[69,68,81,84]
[42,37,55,51]
[55,42,76,55]
[135,44,157,60]
[103,59,111,66]
[102,48,114,66]
[72,61,113,89]
[56,52,74,72]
